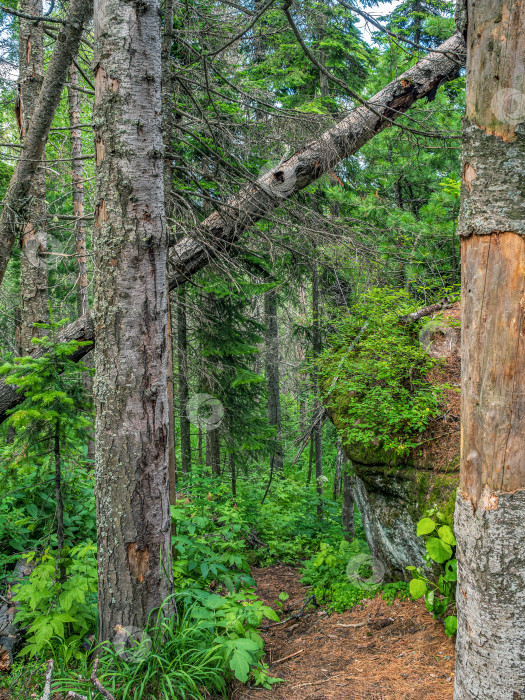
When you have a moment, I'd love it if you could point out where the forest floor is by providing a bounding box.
[234,565,455,700]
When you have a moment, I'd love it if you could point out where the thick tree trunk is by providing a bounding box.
[454,2,525,698]
[168,33,465,288]
[333,437,344,501]
[0,0,92,285]
[18,0,48,354]
[177,287,191,474]
[93,0,173,643]
[264,289,283,474]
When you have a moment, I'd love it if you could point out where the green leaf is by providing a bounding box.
[444,615,458,636]
[416,518,436,536]
[437,525,456,546]
[409,578,427,599]
[426,537,453,563]
[444,559,457,582]
[229,648,252,682]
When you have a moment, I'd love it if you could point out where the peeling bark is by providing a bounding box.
[455,1,525,697]
[93,0,173,642]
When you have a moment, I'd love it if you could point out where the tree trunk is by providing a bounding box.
[206,427,221,476]
[0,0,92,285]
[454,2,525,698]
[68,64,94,462]
[312,263,323,517]
[264,289,283,474]
[162,0,177,501]
[177,287,191,474]
[68,64,89,319]
[19,0,48,354]
[306,436,313,486]
[93,0,173,643]
[54,424,65,581]
[168,33,465,288]
[333,437,344,501]
[341,462,355,542]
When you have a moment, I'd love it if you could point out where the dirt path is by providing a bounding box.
[235,565,455,700]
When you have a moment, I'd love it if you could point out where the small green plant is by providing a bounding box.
[407,514,457,637]
[13,542,98,658]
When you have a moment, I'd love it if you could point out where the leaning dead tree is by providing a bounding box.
[0,33,465,423]
[169,31,465,288]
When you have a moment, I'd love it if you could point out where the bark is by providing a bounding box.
[0,0,93,285]
[333,437,344,501]
[264,289,283,474]
[166,296,177,504]
[454,2,525,698]
[341,463,355,542]
[68,64,89,318]
[168,33,465,288]
[93,0,173,643]
[18,0,49,354]
[177,287,191,474]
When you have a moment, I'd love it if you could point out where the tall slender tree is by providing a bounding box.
[93,0,173,641]
[264,289,283,474]
[18,0,48,353]
[454,1,525,697]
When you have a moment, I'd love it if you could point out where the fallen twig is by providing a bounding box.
[66,692,88,700]
[271,648,304,665]
[39,659,54,700]
[399,299,452,324]
[336,621,367,628]
[260,594,318,629]
[91,658,115,700]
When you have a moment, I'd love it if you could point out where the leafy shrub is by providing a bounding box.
[13,542,98,659]
[407,513,457,636]
[318,287,443,455]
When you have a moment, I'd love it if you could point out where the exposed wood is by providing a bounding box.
[455,1,525,697]
[399,299,451,324]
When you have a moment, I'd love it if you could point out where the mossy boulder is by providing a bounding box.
[330,305,461,580]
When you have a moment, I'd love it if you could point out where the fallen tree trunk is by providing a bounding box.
[0,34,465,424]
[0,0,93,285]
[0,314,93,424]
[169,32,465,288]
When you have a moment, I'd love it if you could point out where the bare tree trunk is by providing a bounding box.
[54,424,65,581]
[333,437,344,501]
[306,436,313,486]
[454,2,525,698]
[0,0,92,285]
[177,287,191,474]
[68,63,94,463]
[198,425,203,466]
[162,0,177,501]
[206,428,221,476]
[93,0,173,642]
[341,463,355,542]
[312,263,323,518]
[19,0,48,354]
[168,33,465,288]
[264,289,283,474]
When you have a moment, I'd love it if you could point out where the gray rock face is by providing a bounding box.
[353,469,427,581]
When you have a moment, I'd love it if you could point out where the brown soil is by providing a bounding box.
[235,565,455,700]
